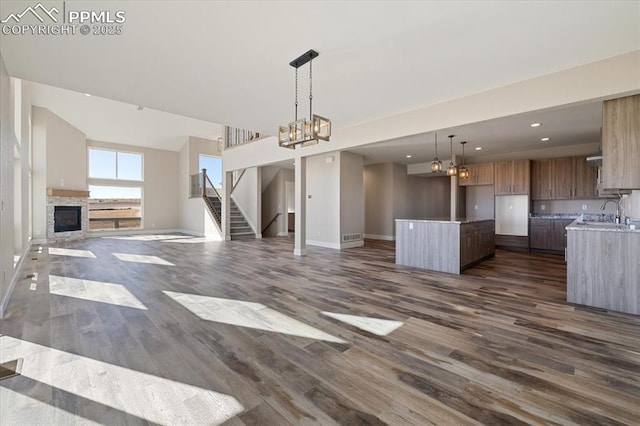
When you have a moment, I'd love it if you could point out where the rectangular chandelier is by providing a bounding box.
[278,50,332,149]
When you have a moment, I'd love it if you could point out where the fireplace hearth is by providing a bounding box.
[54,206,82,233]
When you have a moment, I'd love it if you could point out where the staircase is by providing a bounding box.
[205,196,255,240]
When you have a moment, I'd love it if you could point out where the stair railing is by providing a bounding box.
[262,213,282,234]
[201,168,222,227]
[230,169,246,195]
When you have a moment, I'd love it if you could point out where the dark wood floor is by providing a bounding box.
[2,236,639,425]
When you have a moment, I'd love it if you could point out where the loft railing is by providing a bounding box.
[224,126,267,149]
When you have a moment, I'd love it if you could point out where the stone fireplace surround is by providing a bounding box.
[46,188,90,242]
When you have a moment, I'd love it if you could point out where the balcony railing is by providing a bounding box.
[224,126,266,149]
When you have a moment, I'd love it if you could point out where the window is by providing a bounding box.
[89,148,142,181]
[88,147,144,231]
[88,186,142,230]
[199,155,222,188]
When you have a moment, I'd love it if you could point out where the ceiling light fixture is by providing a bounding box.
[458,141,469,180]
[541,137,550,141]
[530,123,541,127]
[446,135,457,176]
[278,49,331,149]
[431,133,442,172]
[84,93,91,97]
[406,155,412,158]
[475,147,482,151]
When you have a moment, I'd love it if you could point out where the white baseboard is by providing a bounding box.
[1,241,32,319]
[31,238,47,245]
[364,234,395,241]
[306,239,341,250]
[277,232,289,237]
[341,240,364,249]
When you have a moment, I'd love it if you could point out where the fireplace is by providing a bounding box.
[54,206,82,233]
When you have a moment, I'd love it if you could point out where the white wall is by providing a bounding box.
[1,60,33,317]
[306,153,341,248]
[339,151,365,248]
[261,167,294,237]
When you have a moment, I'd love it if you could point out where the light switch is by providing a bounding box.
[409,222,414,230]
[474,204,478,210]
[582,204,587,211]
[541,205,546,210]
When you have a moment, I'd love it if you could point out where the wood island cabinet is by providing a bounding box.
[531,156,597,200]
[602,94,640,189]
[459,162,494,186]
[495,159,530,195]
[529,218,573,253]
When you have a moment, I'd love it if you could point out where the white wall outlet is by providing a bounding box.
[474,204,478,210]
[582,204,587,211]
[541,205,546,210]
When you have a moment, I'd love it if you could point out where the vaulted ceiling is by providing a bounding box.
[2,0,638,140]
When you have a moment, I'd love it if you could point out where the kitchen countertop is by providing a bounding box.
[566,219,640,233]
[396,218,494,224]
[530,213,616,221]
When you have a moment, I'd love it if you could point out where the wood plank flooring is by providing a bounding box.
[1,235,639,425]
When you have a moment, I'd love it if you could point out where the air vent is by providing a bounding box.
[342,233,362,242]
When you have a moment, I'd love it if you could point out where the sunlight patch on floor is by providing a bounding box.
[49,275,147,310]
[321,312,404,336]
[164,291,346,343]
[0,336,244,425]
[112,253,175,266]
[49,248,97,258]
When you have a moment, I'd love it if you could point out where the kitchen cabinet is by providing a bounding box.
[573,156,598,199]
[531,156,598,200]
[529,218,573,253]
[459,162,494,186]
[495,159,530,195]
[602,94,640,189]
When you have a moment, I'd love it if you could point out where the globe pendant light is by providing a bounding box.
[431,133,442,173]
[458,141,469,180]
[446,135,457,176]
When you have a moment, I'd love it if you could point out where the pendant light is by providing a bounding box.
[431,133,442,173]
[446,135,457,176]
[458,141,469,179]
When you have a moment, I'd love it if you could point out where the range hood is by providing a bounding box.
[586,151,602,167]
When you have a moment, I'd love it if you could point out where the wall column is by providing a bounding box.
[223,170,232,240]
[256,167,262,238]
[450,154,459,220]
[294,154,306,256]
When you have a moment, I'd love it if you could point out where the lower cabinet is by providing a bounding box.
[529,218,573,253]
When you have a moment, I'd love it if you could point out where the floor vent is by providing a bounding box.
[342,233,362,242]
[25,273,35,279]
[0,359,23,381]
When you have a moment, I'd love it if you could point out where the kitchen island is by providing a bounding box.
[396,218,495,274]
[566,219,640,315]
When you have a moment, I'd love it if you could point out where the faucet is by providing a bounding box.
[601,199,621,224]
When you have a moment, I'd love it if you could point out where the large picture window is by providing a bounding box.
[89,148,143,181]
[88,147,144,231]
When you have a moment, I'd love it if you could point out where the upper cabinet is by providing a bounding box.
[531,156,597,200]
[495,159,530,195]
[459,162,494,186]
[602,94,640,189]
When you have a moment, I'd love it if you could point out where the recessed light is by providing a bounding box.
[530,123,541,127]
[475,147,482,151]
[84,93,91,97]
[541,137,550,141]
[406,155,412,158]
